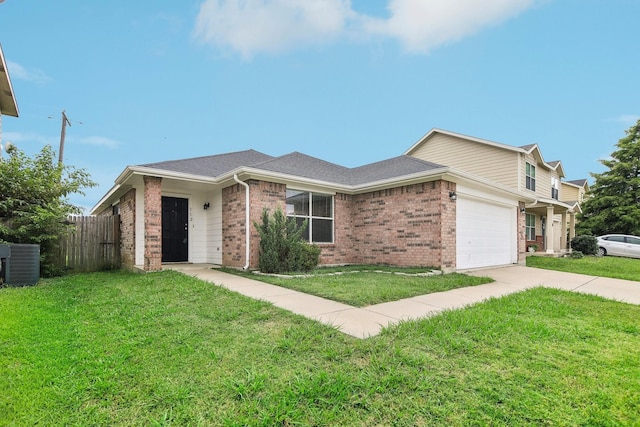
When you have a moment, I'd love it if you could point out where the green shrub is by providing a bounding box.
[0,145,96,277]
[569,250,584,259]
[254,207,320,273]
[571,235,598,255]
[298,244,321,272]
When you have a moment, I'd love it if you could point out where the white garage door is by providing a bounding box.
[456,195,516,270]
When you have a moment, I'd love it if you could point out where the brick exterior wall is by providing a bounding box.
[222,180,286,269]
[518,201,527,263]
[248,180,287,268]
[143,176,162,272]
[439,182,457,270]
[222,183,245,268]
[349,181,455,269]
[221,178,456,270]
[119,188,136,269]
[318,192,356,265]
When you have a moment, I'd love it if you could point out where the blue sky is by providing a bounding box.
[1,0,638,211]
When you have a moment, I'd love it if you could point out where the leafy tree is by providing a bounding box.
[0,145,96,276]
[577,120,640,236]
[254,207,320,273]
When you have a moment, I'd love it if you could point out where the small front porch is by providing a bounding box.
[524,200,576,255]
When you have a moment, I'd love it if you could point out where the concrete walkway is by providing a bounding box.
[165,264,640,339]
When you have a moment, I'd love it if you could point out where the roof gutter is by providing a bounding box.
[124,165,220,185]
[89,184,121,215]
[227,166,458,195]
[233,174,250,270]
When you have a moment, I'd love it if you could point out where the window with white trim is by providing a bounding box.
[526,213,536,241]
[526,162,536,191]
[286,190,334,243]
[551,177,559,200]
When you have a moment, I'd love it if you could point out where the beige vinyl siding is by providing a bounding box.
[560,183,580,202]
[561,184,578,201]
[523,152,553,199]
[410,133,519,188]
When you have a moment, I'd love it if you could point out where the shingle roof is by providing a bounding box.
[251,152,353,184]
[139,149,446,186]
[566,179,588,186]
[141,149,274,177]
[349,156,444,185]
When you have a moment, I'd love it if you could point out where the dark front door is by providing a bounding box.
[162,197,189,262]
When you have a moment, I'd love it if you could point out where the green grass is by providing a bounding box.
[1,270,639,425]
[223,267,493,307]
[527,255,640,281]
[276,264,441,275]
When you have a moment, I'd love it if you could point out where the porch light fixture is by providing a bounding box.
[449,191,457,201]
[203,202,210,210]
[520,208,526,213]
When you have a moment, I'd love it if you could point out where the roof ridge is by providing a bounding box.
[140,148,272,167]
[259,151,352,169]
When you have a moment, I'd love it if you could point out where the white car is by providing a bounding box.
[596,234,640,258]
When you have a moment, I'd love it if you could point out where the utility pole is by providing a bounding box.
[58,110,71,165]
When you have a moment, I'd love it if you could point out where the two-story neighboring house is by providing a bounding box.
[561,179,589,209]
[405,129,583,254]
[559,178,590,239]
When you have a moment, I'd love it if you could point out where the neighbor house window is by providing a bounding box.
[526,162,536,191]
[286,190,334,243]
[551,177,559,200]
[526,213,536,241]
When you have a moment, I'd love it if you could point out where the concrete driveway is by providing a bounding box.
[466,265,640,305]
[166,264,640,339]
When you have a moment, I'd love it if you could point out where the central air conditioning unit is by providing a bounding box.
[0,244,40,287]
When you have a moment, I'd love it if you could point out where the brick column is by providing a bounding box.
[120,188,136,269]
[517,202,526,264]
[440,181,456,271]
[144,176,162,271]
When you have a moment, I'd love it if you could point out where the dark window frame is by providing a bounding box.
[526,162,536,191]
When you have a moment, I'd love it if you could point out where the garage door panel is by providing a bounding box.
[456,196,516,269]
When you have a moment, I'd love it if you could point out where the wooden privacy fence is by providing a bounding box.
[55,215,121,272]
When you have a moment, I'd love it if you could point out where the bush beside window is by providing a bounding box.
[254,207,320,273]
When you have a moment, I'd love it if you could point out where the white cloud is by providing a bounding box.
[193,0,539,57]
[2,131,55,146]
[1,132,120,150]
[365,0,537,53]
[77,136,121,149]
[194,0,353,58]
[6,60,50,84]
[608,114,640,126]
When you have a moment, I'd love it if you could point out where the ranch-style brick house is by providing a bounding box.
[91,129,586,272]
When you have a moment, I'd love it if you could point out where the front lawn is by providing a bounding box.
[527,255,640,281]
[224,266,493,307]
[1,271,639,425]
